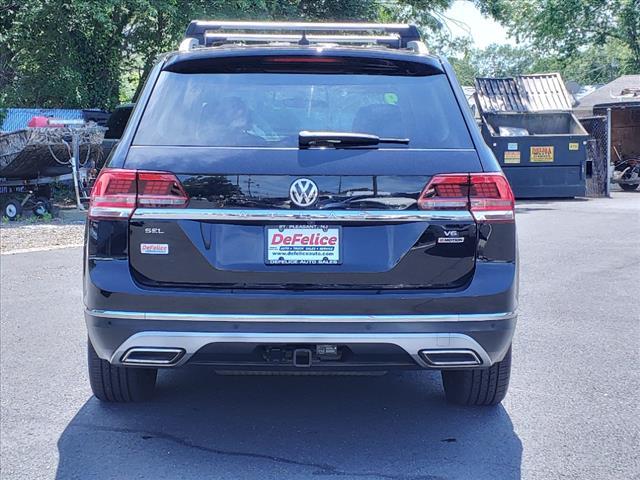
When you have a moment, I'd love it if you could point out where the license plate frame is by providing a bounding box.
[265,225,342,265]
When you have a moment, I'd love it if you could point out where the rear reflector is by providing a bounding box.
[418,173,515,222]
[89,169,188,219]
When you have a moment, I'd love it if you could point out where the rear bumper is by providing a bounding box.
[85,255,518,370]
[85,310,517,370]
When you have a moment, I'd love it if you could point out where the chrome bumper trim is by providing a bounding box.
[87,309,516,323]
[130,208,473,222]
[108,331,493,368]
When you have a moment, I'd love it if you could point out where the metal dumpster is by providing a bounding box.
[476,74,589,198]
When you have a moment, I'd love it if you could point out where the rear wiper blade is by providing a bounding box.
[299,131,409,149]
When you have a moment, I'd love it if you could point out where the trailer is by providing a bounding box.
[475,74,589,198]
[0,121,105,220]
[0,173,81,220]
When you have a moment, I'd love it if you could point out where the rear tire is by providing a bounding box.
[441,347,511,406]
[620,183,639,191]
[87,338,157,402]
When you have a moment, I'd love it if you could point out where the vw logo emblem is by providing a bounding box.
[289,178,318,208]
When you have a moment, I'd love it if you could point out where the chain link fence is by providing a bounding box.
[580,116,609,197]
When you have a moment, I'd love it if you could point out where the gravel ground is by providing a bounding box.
[0,220,85,254]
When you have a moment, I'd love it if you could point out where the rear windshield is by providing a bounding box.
[134,71,473,149]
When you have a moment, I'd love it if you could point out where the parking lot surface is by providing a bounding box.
[1,193,638,479]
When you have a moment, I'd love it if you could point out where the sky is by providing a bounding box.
[443,0,513,48]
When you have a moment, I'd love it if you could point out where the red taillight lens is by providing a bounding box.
[418,172,515,222]
[89,169,137,219]
[89,169,188,220]
[137,171,188,207]
[417,174,469,210]
[469,173,515,222]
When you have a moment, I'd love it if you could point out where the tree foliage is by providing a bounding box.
[475,0,640,81]
[3,0,130,109]
[5,0,633,111]
[450,43,530,84]
[0,0,388,109]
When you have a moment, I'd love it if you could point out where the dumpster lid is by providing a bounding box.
[475,73,574,114]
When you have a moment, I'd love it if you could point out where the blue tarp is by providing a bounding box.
[1,108,84,133]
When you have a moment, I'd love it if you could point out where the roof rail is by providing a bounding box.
[182,21,422,51]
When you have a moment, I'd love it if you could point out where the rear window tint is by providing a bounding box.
[134,72,473,149]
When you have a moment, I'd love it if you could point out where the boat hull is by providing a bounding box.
[0,127,106,179]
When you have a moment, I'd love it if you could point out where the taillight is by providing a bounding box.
[417,174,469,210]
[89,169,137,219]
[89,169,188,220]
[137,171,188,207]
[469,173,515,222]
[418,173,515,222]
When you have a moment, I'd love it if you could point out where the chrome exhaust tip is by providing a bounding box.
[419,349,482,367]
[121,347,185,366]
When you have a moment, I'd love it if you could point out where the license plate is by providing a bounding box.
[265,225,341,265]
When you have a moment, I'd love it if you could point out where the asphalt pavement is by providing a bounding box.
[1,192,638,479]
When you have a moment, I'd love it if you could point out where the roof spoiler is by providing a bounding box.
[181,21,425,52]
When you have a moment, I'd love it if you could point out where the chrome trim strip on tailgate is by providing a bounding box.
[87,309,516,323]
[131,208,474,222]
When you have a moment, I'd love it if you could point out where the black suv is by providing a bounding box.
[84,21,517,405]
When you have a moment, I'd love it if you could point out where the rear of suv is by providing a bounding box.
[84,21,517,406]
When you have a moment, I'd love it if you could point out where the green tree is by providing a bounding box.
[446,43,530,85]
[126,0,381,100]
[3,1,134,109]
[0,0,456,110]
[379,0,459,45]
[265,0,379,20]
[471,44,539,77]
[447,41,632,86]
[2,0,266,109]
[1,0,386,109]
[1,1,25,108]
[476,0,640,81]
